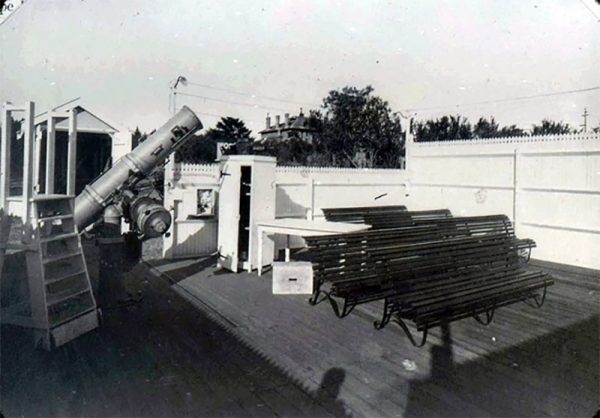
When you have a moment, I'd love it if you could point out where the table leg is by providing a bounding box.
[258,227,263,276]
[285,234,291,262]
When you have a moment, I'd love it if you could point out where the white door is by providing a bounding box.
[217,161,241,272]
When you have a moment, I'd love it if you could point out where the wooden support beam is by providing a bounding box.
[1,103,13,209]
[33,125,43,193]
[45,114,56,194]
[22,101,35,223]
[66,109,77,195]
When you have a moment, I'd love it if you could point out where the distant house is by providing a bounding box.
[258,110,316,143]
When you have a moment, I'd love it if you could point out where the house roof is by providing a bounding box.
[258,113,314,135]
[35,105,118,134]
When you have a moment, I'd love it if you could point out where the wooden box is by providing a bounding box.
[272,261,313,295]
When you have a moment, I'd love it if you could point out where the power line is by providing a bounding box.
[578,0,600,22]
[0,0,27,27]
[401,86,600,113]
[176,92,297,113]
[184,81,319,108]
[185,107,264,127]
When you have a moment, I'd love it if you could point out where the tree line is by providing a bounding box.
[132,85,597,168]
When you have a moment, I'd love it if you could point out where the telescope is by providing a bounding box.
[74,106,203,237]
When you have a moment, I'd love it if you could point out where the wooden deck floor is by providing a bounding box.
[1,247,599,417]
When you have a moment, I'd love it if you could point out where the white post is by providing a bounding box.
[66,109,78,195]
[0,104,12,209]
[45,114,56,194]
[22,101,35,223]
[309,178,315,220]
[512,148,519,235]
[33,125,42,194]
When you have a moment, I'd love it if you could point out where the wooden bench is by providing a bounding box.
[306,214,535,299]
[304,215,552,346]
[363,209,453,229]
[322,205,407,224]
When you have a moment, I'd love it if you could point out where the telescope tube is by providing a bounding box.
[74,106,203,231]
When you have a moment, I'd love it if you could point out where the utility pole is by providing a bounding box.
[169,75,187,115]
[581,107,589,132]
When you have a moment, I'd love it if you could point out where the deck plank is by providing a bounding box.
[2,243,598,417]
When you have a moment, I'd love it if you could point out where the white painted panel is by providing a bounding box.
[412,155,513,187]
[168,220,218,258]
[217,160,241,271]
[517,191,600,232]
[276,185,309,218]
[409,186,514,218]
[519,153,600,191]
[519,224,600,270]
[313,184,408,218]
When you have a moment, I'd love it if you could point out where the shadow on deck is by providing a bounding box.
[1,246,599,417]
[1,251,350,417]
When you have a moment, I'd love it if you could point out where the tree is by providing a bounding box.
[413,115,472,142]
[310,86,404,168]
[531,119,573,135]
[175,132,216,164]
[262,137,315,166]
[414,115,531,141]
[498,125,527,137]
[472,117,499,138]
[131,126,147,149]
[205,116,252,143]
[175,116,253,164]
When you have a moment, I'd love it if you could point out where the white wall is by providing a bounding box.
[275,166,409,219]
[164,163,409,258]
[111,131,131,162]
[163,162,220,258]
[164,132,600,270]
[407,132,600,270]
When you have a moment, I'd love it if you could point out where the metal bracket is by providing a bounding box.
[391,316,429,347]
[473,307,496,325]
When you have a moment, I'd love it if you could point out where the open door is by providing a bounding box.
[217,160,241,272]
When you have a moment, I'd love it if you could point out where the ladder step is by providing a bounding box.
[30,194,76,202]
[50,307,96,329]
[47,288,91,307]
[42,250,82,264]
[39,232,79,243]
[36,214,73,222]
[45,269,87,285]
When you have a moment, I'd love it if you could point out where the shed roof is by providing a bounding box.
[35,105,118,134]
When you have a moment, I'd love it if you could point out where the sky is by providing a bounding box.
[1,0,599,136]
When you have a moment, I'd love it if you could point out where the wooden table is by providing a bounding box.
[256,218,369,276]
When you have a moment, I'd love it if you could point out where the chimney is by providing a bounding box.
[266,114,271,129]
[275,115,281,127]
[284,113,290,126]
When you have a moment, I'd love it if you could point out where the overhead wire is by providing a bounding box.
[401,86,600,114]
[578,0,600,21]
[184,81,319,108]
[176,92,297,113]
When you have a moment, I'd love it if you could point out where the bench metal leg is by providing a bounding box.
[473,308,495,325]
[518,248,532,263]
[525,284,548,308]
[390,316,429,347]
[309,290,355,319]
[308,280,325,305]
[374,298,395,330]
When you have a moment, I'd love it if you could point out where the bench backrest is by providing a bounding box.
[322,205,407,224]
[305,215,524,291]
[326,234,525,296]
[363,209,453,229]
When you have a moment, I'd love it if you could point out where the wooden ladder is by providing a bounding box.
[21,195,99,350]
[0,208,12,284]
